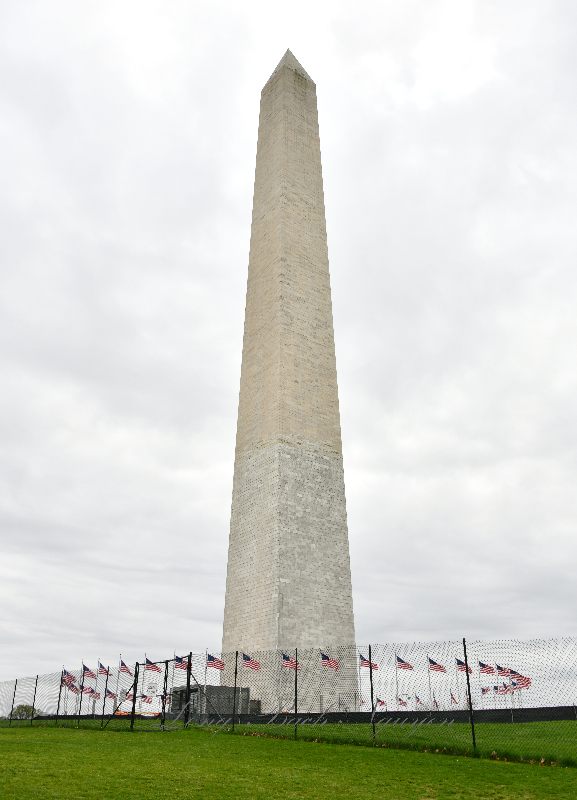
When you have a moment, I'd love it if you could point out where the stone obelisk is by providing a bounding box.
[222,51,356,661]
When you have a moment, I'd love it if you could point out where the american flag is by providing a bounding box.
[510,671,532,689]
[207,654,225,670]
[359,654,378,669]
[68,685,80,695]
[120,660,133,675]
[105,689,117,700]
[415,695,424,706]
[428,658,446,673]
[396,655,413,670]
[125,692,134,701]
[481,687,491,695]
[433,697,439,709]
[62,670,76,686]
[145,658,161,672]
[496,664,510,677]
[82,686,95,696]
[243,653,261,671]
[456,658,472,674]
[92,691,101,700]
[98,662,110,676]
[174,656,188,671]
[479,661,495,674]
[83,664,96,679]
[398,697,408,707]
[282,653,299,670]
[320,652,339,670]
[495,683,511,695]
[376,697,386,708]
[140,695,153,704]
[450,692,458,704]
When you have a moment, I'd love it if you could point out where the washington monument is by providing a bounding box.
[222,51,356,656]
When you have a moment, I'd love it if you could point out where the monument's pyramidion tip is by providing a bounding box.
[268,48,314,84]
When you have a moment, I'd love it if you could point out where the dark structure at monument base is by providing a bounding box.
[170,684,260,717]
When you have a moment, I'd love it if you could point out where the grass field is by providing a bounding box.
[8,715,576,766]
[228,720,577,765]
[2,726,577,799]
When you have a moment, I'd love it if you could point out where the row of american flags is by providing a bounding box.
[61,653,532,686]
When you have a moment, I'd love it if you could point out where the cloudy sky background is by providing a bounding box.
[1,0,576,680]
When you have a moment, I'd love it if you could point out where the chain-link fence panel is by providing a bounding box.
[1,637,576,765]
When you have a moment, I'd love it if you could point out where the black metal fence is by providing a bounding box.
[2,637,577,765]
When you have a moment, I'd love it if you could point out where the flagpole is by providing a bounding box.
[318,650,323,713]
[100,668,110,728]
[93,657,99,718]
[115,654,121,701]
[203,649,207,716]
[357,654,362,712]
[394,653,399,711]
[77,661,85,727]
[170,651,176,713]
[427,655,433,710]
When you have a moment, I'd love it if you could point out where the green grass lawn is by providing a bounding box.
[229,719,577,765]
[2,726,577,800]
[9,714,576,766]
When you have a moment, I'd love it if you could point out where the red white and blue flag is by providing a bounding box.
[207,654,225,670]
[282,653,300,670]
[396,656,413,670]
[376,697,386,708]
[428,658,446,673]
[243,653,261,671]
[174,656,188,670]
[481,687,491,695]
[120,661,133,675]
[82,686,95,696]
[98,662,110,676]
[106,689,117,700]
[83,664,96,679]
[359,654,378,669]
[145,658,161,672]
[456,658,471,674]
[495,683,511,694]
[415,695,424,706]
[398,697,408,707]
[479,661,495,674]
[62,670,76,686]
[510,671,531,689]
[321,652,339,670]
[140,695,153,704]
[496,664,510,677]
[450,692,458,704]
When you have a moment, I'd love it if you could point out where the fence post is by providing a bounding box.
[100,669,110,728]
[462,637,477,752]
[130,663,139,731]
[368,644,376,745]
[55,670,64,727]
[161,660,169,730]
[294,648,298,740]
[231,651,239,732]
[8,679,17,726]
[30,674,39,726]
[184,652,192,728]
[77,669,85,728]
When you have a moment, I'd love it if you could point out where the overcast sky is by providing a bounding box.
[1,0,576,680]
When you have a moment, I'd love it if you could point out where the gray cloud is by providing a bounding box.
[1,0,576,679]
